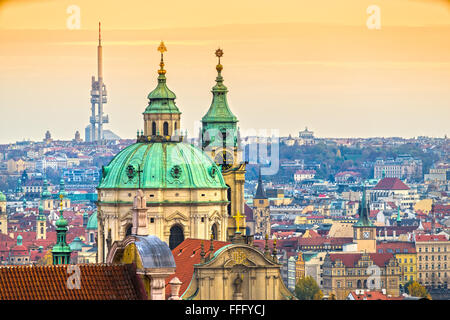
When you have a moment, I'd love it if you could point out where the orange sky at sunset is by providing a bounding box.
[0,0,449,143]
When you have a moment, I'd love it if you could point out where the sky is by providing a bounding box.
[0,0,449,143]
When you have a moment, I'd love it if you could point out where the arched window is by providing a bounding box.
[357,280,362,289]
[163,122,169,136]
[169,224,184,250]
[211,223,218,240]
[152,122,156,135]
[125,224,132,237]
[174,122,177,133]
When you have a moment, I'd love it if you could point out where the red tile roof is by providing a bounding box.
[376,242,416,253]
[166,238,230,299]
[349,290,404,300]
[415,234,448,242]
[373,178,410,190]
[329,253,395,268]
[0,264,147,300]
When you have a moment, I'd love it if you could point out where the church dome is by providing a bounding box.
[98,142,226,189]
[86,211,97,230]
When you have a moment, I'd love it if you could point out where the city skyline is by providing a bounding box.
[0,0,449,143]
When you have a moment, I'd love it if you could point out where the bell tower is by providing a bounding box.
[36,202,47,240]
[252,168,271,237]
[201,48,246,240]
[353,187,377,253]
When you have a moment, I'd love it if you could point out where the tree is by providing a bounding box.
[295,276,322,300]
[405,281,431,299]
[313,290,324,300]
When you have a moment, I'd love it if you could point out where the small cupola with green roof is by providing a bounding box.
[41,179,51,199]
[142,41,181,140]
[201,48,238,150]
[52,195,72,265]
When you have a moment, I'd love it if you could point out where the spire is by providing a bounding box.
[59,178,68,197]
[201,48,238,124]
[354,186,374,227]
[254,167,267,199]
[144,41,180,115]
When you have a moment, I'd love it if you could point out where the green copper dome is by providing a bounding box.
[69,237,84,251]
[86,211,97,230]
[98,142,226,189]
[55,213,68,228]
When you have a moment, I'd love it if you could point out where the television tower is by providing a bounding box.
[87,22,108,142]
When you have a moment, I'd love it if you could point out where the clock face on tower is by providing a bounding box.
[214,150,234,170]
[363,231,370,239]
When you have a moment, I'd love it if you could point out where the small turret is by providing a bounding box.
[52,195,71,265]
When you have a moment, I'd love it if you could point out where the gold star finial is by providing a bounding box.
[232,210,244,233]
[215,48,223,73]
[157,41,167,75]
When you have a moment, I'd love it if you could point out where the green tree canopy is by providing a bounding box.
[295,276,322,300]
[405,281,431,299]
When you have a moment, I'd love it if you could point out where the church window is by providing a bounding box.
[125,224,132,237]
[163,122,169,136]
[152,122,156,135]
[211,223,218,240]
[169,224,184,250]
[201,217,205,223]
[150,218,154,223]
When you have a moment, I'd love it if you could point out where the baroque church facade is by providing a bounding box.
[96,43,247,262]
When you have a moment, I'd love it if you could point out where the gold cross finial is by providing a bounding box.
[158,41,167,54]
[232,210,244,233]
[157,41,167,75]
